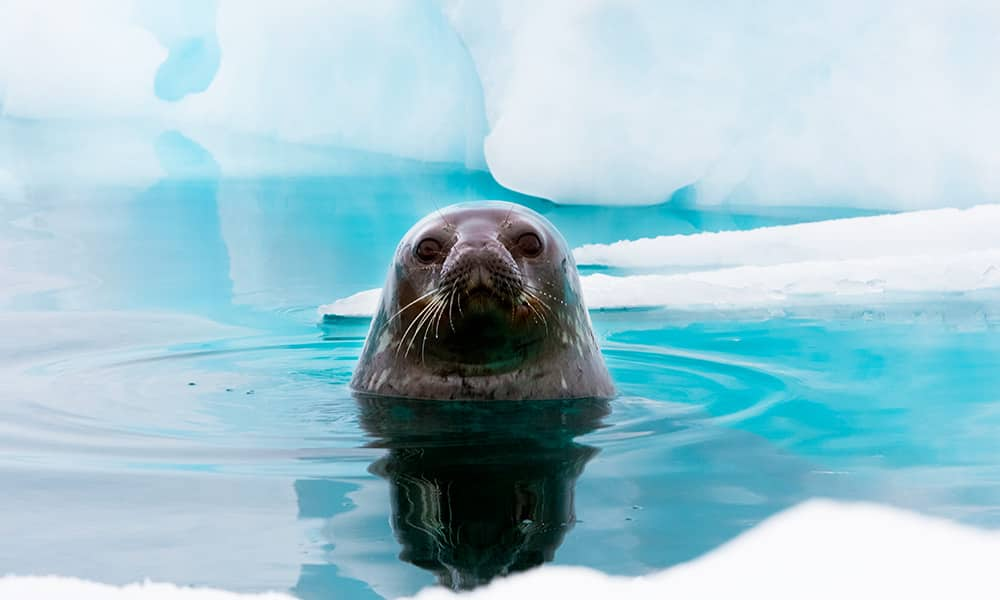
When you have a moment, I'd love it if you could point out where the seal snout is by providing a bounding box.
[441,241,523,306]
[466,264,494,292]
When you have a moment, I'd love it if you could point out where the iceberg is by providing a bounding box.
[444,1,1000,207]
[0,0,166,120]
[4,1,1000,207]
[176,0,487,167]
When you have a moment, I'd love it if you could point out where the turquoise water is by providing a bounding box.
[2,130,999,597]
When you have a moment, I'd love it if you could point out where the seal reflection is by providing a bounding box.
[357,394,608,591]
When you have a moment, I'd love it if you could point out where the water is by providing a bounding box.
[2,128,999,598]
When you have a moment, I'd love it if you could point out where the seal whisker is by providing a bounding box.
[523,287,552,312]
[522,291,549,333]
[446,285,458,333]
[397,295,442,358]
[384,288,440,330]
[434,281,457,339]
[407,295,447,361]
[423,295,450,363]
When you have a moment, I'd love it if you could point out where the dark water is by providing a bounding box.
[2,128,998,598]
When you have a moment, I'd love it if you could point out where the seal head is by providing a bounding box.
[351,202,614,400]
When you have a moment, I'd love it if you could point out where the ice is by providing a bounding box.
[318,288,382,319]
[134,0,220,101]
[406,500,1000,600]
[4,2,1000,206]
[319,250,1000,317]
[319,206,1000,317]
[574,205,1000,270]
[0,0,486,167]
[4,500,996,599]
[0,0,165,120]
[582,250,1000,311]
[444,1,1000,207]
[176,0,487,167]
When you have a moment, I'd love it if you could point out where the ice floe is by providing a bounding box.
[574,205,1000,270]
[319,206,1000,317]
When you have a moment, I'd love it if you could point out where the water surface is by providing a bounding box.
[2,130,998,598]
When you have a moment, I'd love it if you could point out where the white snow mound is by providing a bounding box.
[406,499,1000,600]
[5,500,998,599]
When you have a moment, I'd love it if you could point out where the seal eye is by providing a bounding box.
[517,232,543,257]
[415,238,442,263]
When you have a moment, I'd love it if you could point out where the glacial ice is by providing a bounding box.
[0,0,165,120]
[4,1,1000,207]
[444,0,1000,207]
[4,500,997,599]
[176,0,487,167]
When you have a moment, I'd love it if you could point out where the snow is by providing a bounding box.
[405,499,1000,600]
[5,500,997,599]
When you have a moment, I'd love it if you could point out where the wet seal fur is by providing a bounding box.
[351,202,614,400]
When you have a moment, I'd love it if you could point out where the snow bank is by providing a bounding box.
[319,206,1000,317]
[5,500,997,599]
[406,499,1000,600]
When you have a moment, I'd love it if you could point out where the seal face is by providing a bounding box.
[351,202,615,400]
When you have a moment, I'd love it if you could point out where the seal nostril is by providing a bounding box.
[466,265,492,291]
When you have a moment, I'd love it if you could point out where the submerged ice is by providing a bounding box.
[4,1,1000,208]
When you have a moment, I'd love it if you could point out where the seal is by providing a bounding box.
[351,202,614,400]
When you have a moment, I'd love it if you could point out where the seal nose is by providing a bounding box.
[466,264,492,291]
[440,238,522,301]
